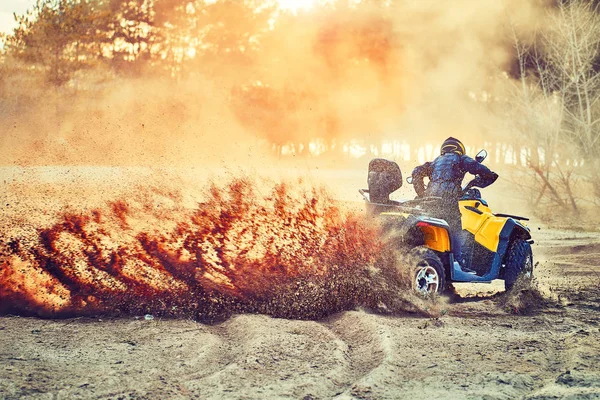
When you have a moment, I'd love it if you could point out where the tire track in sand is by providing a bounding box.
[321,311,396,399]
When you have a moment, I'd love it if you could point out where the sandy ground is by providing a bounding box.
[1,280,599,399]
[1,168,600,399]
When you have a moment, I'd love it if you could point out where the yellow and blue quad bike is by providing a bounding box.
[359,150,534,295]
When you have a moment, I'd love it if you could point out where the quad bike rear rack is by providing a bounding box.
[359,188,442,215]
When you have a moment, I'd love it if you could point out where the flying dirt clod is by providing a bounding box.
[0,177,429,321]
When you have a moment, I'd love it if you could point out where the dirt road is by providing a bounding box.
[1,230,600,399]
[1,167,599,399]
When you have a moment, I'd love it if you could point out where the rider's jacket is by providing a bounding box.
[411,153,498,199]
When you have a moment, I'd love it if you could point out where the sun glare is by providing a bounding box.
[277,0,315,13]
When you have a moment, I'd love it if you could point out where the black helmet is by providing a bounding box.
[441,137,465,156]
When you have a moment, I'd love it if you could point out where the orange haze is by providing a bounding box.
[0,0,545,168]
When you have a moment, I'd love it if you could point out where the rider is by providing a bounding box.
[411,137,498,267]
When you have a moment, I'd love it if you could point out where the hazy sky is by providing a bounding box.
[0,0,36,34]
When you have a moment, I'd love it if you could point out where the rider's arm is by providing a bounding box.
[411,162,432,197]
[461,156,498,188]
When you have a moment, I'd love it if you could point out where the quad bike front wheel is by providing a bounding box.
[504,238,533,291]
[409,247,446,295]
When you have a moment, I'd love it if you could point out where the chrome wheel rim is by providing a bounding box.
[414,265,439,294]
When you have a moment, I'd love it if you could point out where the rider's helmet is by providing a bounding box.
[441,137,465,156]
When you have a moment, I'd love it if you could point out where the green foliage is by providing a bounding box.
[2,0,395,82]
[7,0,109,85]
[4,0,164,84]
[0,0,404,161]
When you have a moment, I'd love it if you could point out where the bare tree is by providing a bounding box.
[503,15,576,214]
[540,0,600,201]
[503,0,600,216]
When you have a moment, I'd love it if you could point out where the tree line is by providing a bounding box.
[501,0,600,217]
[0,0,398,153]
[2,0,600,219]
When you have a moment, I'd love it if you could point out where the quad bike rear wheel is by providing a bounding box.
[504,238,533,291]
[409,246,446,295]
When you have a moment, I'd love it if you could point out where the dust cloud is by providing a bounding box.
[0,0,546,167]
[0,0,552,319]
[0,177,430,320]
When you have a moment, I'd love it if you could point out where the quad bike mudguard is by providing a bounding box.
[453,200,532,282]
[380,212,452,253]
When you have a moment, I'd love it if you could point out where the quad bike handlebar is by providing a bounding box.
[461,175,485,195]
